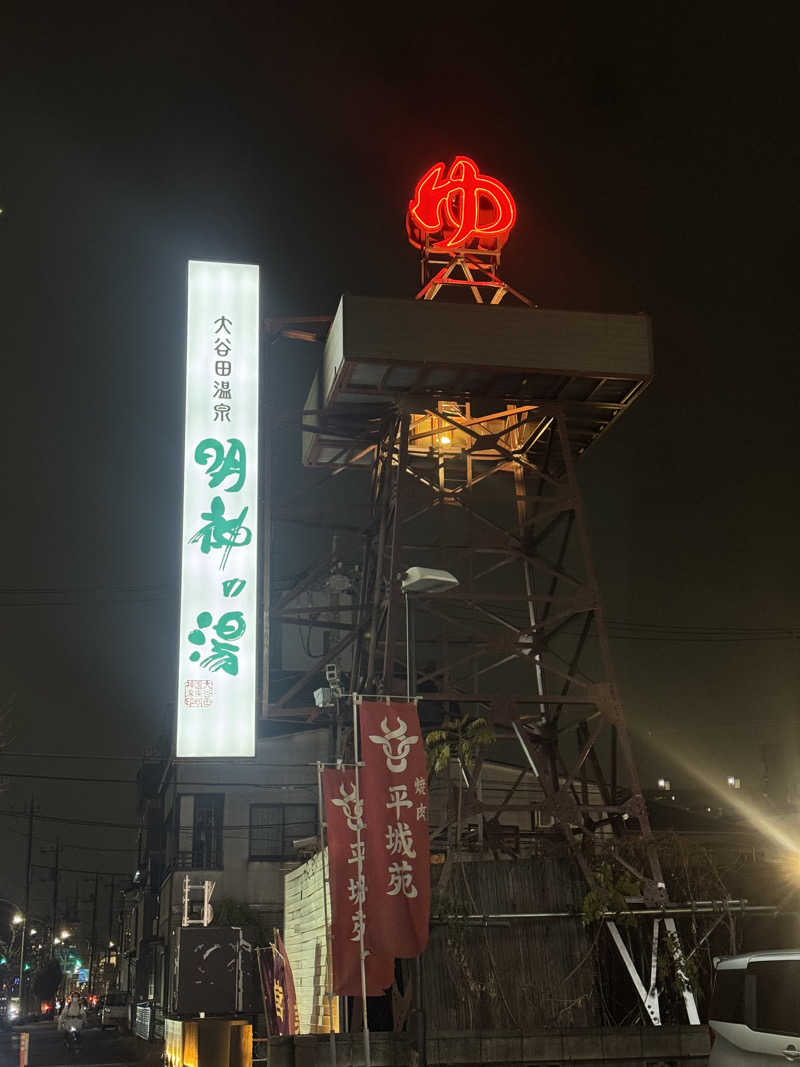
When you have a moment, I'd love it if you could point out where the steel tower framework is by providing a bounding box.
[271,241,700,1025]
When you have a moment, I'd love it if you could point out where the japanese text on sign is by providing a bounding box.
[177,262,260,757]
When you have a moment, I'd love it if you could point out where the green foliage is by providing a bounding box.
[581,863,641,925]
[426,712,495,775]
[33,958,63,1001]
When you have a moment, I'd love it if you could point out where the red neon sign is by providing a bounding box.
[407,156,517,251]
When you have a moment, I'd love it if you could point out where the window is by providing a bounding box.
[752,960,800,1035]
[250,804,317,859]
[176,794,224,869]
[709,968,746,1023]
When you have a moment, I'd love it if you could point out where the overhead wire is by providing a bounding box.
[0,585,797,638]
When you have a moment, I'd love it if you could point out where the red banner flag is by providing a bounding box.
[322,768,395,995]
[260,935,299,1036]
[359,700,430,957]
[275,931,300,1035]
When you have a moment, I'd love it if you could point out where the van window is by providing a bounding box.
[751,961,800,1035]
[710,969,746,1023]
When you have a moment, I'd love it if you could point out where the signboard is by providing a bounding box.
[177,261,260,758]
[359,700,430,957]
[322,769,394,995]
[406,156,516,251]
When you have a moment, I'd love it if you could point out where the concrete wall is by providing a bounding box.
[155,728,330,1003]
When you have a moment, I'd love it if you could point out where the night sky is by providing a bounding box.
[2,5,798,926]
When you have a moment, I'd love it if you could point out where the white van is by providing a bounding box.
[709,951,800,1066]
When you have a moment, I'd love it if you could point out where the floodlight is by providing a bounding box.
[401,567,459,595]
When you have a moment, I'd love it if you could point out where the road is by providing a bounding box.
[2,1021,143,1067]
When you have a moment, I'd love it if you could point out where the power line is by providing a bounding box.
[0,772,137,785]
[0,754,318,767]
[0,753,164,761]
[0,809,137,831]
[32,863,132,878]
[3,826,138,852]
[0,771,315,788]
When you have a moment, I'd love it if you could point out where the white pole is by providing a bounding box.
[351,695,371,1067]
[316,762,337,1065]
[405,592,412,700]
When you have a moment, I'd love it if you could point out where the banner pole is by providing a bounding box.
[352,695,371,1067]
[316,762,337,1066]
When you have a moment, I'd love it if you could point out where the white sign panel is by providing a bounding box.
[284,851,338,1034]
[177,261,260,757]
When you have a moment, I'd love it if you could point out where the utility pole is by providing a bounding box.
[50,838,60,959]
[88,872,99,994]
[105,875,115,984]
[18,798,34,1010]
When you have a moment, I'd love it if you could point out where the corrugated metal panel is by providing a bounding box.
[425,857,598,1030]
[283,851,338,1034]
[323,296,653,399]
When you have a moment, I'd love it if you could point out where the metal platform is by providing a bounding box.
[302,294,652,467]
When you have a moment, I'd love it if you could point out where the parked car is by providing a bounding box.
[709,950,800,1066]
[99,991,129,1030]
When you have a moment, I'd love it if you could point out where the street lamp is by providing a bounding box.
[60,930,70,940]
[400,567,460,699]
[12,914,22,925]
[400,565,459,1061]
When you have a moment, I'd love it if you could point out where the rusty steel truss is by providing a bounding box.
[349,402,658,879]
[269,240,703,1024]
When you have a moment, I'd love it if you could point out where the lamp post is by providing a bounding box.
[400,566,460,699]
[399,565,459,1067]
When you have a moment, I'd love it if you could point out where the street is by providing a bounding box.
[2,1021,144,1067]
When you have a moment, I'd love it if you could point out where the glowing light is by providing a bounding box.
[11,914,22,924]
[60,930,70,939]
[30,928,37,935]
[440,435,451,446]
[407,156,517,251]
[177,261,261,758]
[640,731,800,856]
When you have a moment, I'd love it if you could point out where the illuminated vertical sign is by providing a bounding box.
[177,261,260,757]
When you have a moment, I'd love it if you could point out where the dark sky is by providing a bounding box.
[2,4,799,920]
